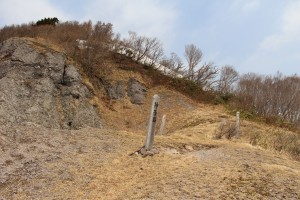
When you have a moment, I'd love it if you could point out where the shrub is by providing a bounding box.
[213,119,238,140]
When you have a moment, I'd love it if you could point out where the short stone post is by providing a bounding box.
[145,95,160,150]
[236,111,240,138]
[158,114,166,135]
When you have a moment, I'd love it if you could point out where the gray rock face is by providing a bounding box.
[0,37,102,129]
[127,78,147,104]
[102,79,126,100]
[100,77,147,104]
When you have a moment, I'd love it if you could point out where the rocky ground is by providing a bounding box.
[0,121,299,199]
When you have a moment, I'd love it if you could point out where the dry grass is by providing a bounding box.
[2,125,299,199]
[25,37,64,53]
[1,87,300,199]
[245,127,300,160]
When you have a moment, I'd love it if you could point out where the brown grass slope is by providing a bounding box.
[0,37,299,199]
[82,48,299,161]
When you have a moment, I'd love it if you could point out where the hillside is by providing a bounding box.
[0,37,299,199]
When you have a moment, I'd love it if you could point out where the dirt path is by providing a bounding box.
[1,124,299,199]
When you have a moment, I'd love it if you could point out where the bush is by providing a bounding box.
[213,119,238,140]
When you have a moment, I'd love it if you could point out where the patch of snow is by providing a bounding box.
[115,45,183,78]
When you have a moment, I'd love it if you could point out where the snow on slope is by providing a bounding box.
[116,46,183,78]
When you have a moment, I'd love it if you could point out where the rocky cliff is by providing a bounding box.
[0,37,102,129]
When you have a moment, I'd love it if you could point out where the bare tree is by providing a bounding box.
[195,62,219,90]
[161,52,185,77]
[147,38,164,66]
[123,31,164,66]
[218,65,239,95]
[184,44,202,80]
[235,72,300,129]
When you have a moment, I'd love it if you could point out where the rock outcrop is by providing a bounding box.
[127,78,147,105]
[0,37,102,129]
[100,78,126,100]
[99,76,147,104]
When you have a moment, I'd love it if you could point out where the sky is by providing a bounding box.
[0,0,299,76]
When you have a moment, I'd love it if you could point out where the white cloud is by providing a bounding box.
[260,1,300,50]
[241,1,300,75]
[0,0,70,26]
[230,0,261,12]
[244,0,261,10]
[81,0,177,44]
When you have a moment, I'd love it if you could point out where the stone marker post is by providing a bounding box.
[158,114,166,135]
[236,111,240,138]
[145,94,160,151]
